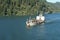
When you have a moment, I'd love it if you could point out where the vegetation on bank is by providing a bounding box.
[0,0,60,16]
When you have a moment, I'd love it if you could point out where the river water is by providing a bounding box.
[0,13,60,40]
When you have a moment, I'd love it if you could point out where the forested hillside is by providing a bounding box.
[0,0,60,16]
[0,0,49,16]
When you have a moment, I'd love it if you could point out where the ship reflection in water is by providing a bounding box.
[26,23,45,40]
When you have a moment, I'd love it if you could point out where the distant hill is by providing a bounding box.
[54,2,60,8]
[54,2,60,10]
[47,2,60,12]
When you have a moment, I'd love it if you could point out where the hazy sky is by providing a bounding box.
[46,0,60,3]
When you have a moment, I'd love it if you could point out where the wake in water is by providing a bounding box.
[45,18,60,24]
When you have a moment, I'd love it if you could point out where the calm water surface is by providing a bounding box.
[0,13,60,40]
